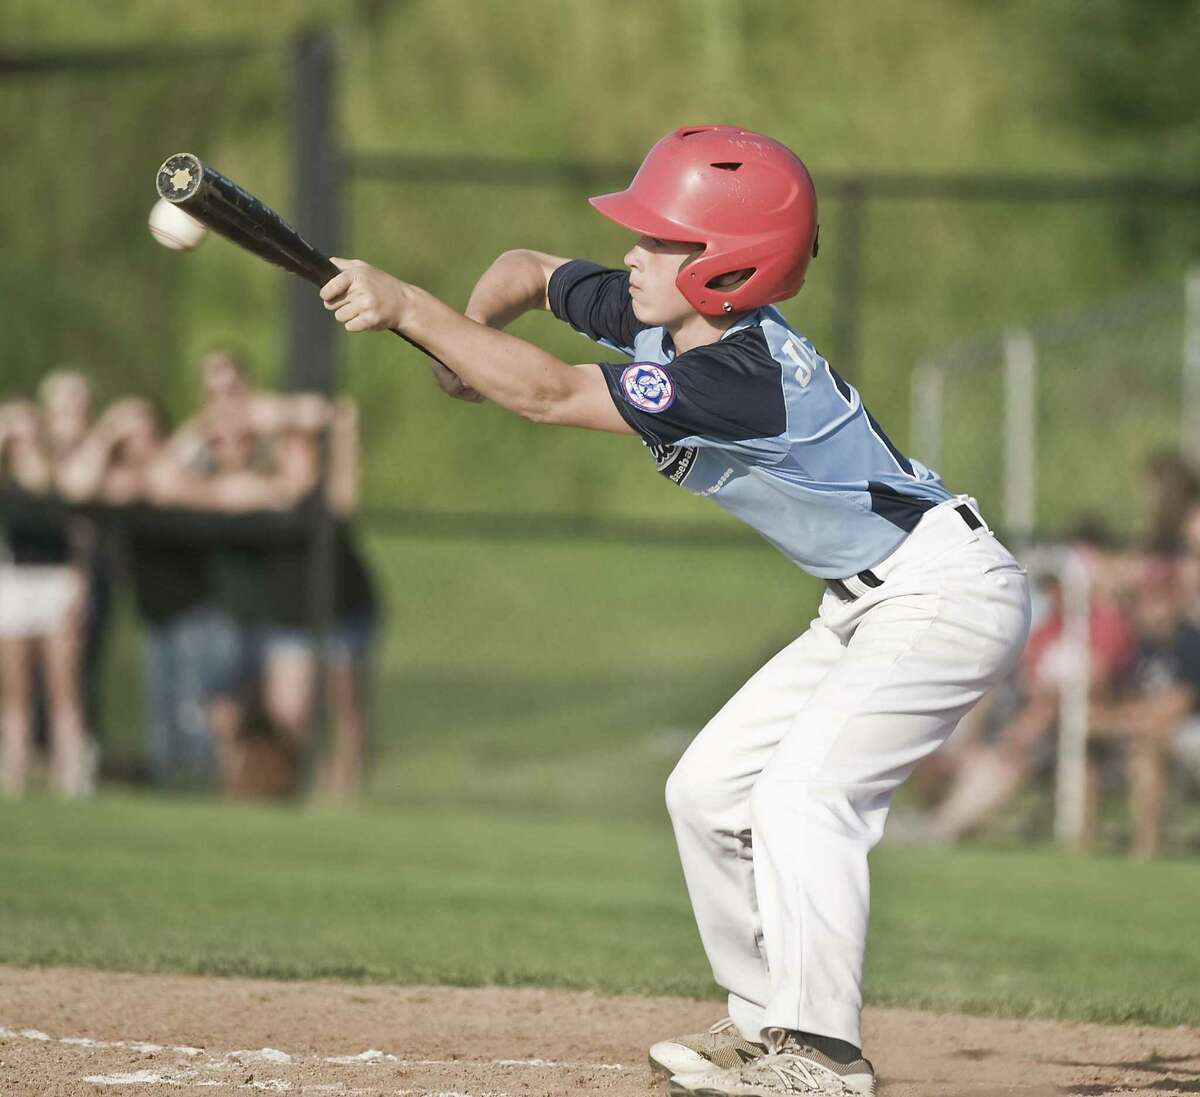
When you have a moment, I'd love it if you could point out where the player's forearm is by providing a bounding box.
[402,287,579,421]
[320,258,593,423]
[464,249,558,329]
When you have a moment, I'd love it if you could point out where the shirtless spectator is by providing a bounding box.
[184,349,312,468]
[152,396,321,793]
[151,380,377,798]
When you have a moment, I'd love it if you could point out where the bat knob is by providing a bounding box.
[156,153,203,203]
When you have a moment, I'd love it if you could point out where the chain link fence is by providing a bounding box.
[910,273,1194,543]
[0,38,292,410]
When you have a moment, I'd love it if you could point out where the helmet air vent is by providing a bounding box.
[711,162,742,171]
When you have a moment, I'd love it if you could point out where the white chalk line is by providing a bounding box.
[0,1022,628,1076]
[82,1072,510,1096]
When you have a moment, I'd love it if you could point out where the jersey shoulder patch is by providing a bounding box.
[619,363,675,413]
[598,324,786,448]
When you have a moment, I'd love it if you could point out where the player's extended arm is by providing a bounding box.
[320,259,633,434]
[465,248,564,328]
[428,249,567,404]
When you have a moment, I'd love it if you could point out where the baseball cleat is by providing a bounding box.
[667,1045,875,1096]
[649,1017,767,1080]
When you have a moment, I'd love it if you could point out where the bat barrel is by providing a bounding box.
[150,152,448,366]
[156,153,204,204]
[153,152,339,287]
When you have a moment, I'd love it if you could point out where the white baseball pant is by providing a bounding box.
[665,498,1031,1048]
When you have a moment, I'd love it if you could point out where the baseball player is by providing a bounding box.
[319,126,1031,1097]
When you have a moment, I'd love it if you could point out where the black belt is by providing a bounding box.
[826,503,983,602]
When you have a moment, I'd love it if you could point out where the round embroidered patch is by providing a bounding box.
[620,363,675,413]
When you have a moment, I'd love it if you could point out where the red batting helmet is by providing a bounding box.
[588,125,819,318]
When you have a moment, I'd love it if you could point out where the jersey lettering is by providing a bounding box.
[650,442,698,485]
[781,339,812,387]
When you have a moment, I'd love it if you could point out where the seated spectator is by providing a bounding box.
[1139,449,1199,557]
[1088,568,1200,857]
[1174,502,1200,625]
[931,560,1134,840]
[0,400,91,797]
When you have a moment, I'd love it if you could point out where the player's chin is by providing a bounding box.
[629,296,668,326]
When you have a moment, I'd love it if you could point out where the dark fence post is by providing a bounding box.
[286,24,339,395]
[287,25,340,781]
[831,178,866,379]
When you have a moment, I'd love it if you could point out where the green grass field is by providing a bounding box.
[2,793,1198,1028]
[6,534,1195,1033]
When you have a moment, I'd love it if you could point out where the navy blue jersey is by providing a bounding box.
[1133,623,1200,701]
[549,260,955,579]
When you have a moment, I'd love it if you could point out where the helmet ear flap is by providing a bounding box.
[677,252,770,317]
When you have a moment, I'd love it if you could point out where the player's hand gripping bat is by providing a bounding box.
[154,153,468,387]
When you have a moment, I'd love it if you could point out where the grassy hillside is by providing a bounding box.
[3,1,1197,531]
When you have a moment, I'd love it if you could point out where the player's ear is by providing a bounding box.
[707,268,755,291]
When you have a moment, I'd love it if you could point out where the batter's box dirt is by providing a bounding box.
[0,967,1197,1096]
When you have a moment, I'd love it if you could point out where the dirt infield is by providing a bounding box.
[1,967,1197,1096]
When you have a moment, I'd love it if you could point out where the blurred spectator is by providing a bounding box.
[1088,568,1200,857]
[153,390,319,794]
[199,349,248,409]
[60,399,223,788]
[176,392,378,800]
[0,399,92,797]
[1140,449,1199,556]
[931,552,1134,840]
[38,369,110,754]
[1174,502,1200,624]
[3,355,379,802]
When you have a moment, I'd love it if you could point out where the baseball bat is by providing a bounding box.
[154,152,451,370]
[156,153,337,287]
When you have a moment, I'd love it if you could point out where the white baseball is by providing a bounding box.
[148,198,208,251]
